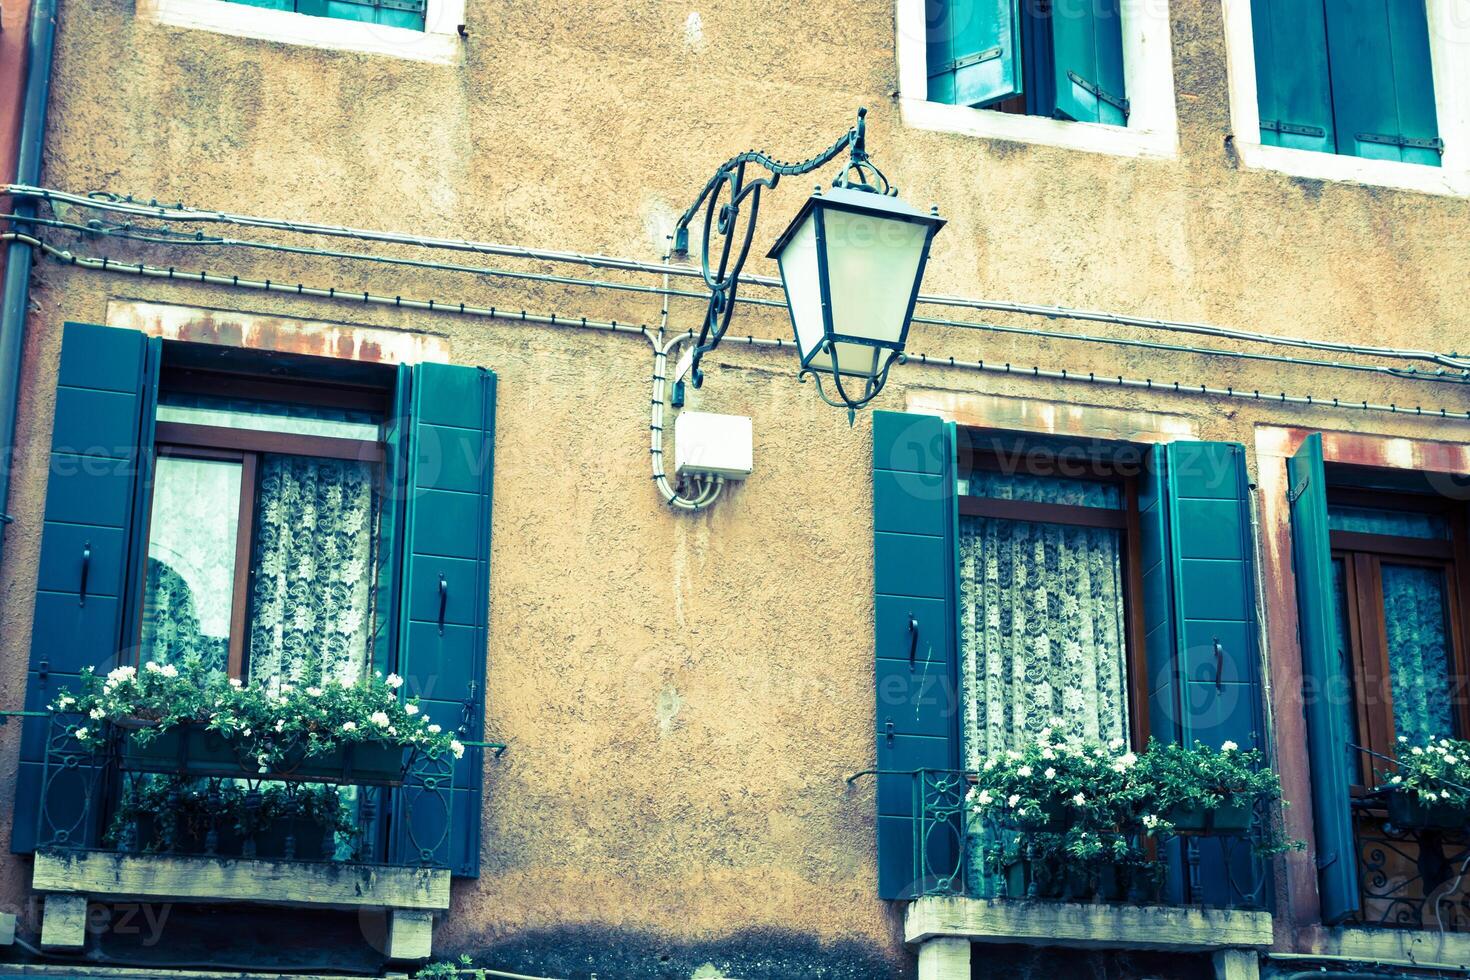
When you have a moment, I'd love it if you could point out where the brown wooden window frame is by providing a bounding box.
[137,371,389,682]
[958,442,1151,749]
[1327,487,1470,790]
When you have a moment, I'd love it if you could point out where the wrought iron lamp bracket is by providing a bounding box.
[669,107,894,389]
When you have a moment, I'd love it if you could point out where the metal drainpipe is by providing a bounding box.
[0,0,59,555]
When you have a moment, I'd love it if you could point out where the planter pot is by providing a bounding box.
[284,742,408,783]
[119,724,407,785]
[1386,789,1470,831]
[1165,798,1253,835]
[123,726,240,774]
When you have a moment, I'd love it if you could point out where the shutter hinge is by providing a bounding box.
[1357,132,1444,154]
[1288,474,1310,505]
[1262,119,1326,139]
[1067,71,1130,118]
[929,46,1003,78]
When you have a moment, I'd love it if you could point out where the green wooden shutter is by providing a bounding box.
[1324,0,1441,165]
[927,0,1023,108]
[871,411,960,899]
[393,363,496,877]
[1050,0,1128,125]
[14,323,158,854]
[1250,0,1336,153]
[372,363,412,676]
[1288,433,1360,924]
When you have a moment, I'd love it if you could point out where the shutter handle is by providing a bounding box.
[908,614,919,670]
[78,541,91,606]
[884,719,894,747]
[437,574,448,635]
[1213,637,1225,692]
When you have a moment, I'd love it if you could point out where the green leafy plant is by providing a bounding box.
[50,654,464,773]
[1383,736,1470,808]
[416,955,482,980]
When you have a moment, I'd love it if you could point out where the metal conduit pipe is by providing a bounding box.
[8,183,1470,373]
[0,0,59,558]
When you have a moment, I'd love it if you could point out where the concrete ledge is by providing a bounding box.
[905,896,1274,952]
[33,850,451,912]
[1301,925,1470,969]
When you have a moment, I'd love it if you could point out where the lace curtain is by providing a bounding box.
[958,476,1131,762]
[247,455,376,689]
[1382,563,1455,745]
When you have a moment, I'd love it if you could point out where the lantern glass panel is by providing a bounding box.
[774,213,827,364]
[819,207,929,348]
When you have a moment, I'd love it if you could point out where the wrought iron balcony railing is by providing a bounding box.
[910,768,1273,909]
[37,712,454,869]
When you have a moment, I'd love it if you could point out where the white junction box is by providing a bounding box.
[674,411,753,480]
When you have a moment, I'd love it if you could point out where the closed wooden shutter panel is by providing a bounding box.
[871,411,961,899]
[1250,0,1336,153]
[1050,0,1128,125]
[1289,433,1360,924]
[392,363,497,877]
[927,0,1023,108]
[1323,0,1440,165]
[14,323,158,854]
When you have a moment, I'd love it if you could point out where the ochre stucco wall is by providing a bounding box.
[0,0,1468,976]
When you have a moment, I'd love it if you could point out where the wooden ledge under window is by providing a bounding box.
[905,896,1274,952]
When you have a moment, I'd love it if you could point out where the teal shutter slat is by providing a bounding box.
[15,323,156,854]
[1250,0,1335,152]
[373,363,412,675]
[1289,433,1360,924]
[926,0,1022,108]
[1324,0,1440,166]
[1139,445,1180,744]
[871,411,960,900]
[1050,0,1127,125]
[393,363,496,878]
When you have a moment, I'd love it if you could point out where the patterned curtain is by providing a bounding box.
[140,558,229,674]
[1382,563,1455,745]
[958,485,1131,762]
[248,455,376,689]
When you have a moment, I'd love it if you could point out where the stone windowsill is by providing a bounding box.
[905,896,1274,952]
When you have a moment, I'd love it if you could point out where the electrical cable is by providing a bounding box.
[9,183,1469,373]
[10,213,1466,388]
[3,233,1467,422]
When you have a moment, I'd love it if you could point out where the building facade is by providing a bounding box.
[0,0,1469,978]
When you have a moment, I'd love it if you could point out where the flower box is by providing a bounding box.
[1164,797,1254,835]
[121,724,407,785]
[1384,789,1470,831]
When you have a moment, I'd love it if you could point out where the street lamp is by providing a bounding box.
[670,108,945,417]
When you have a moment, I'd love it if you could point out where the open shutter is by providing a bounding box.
[1323,0,1440,165]
[15,323,158,854]
[1250,0,1335,153]
[871,411,961,899]
[394,363,496,877]
[1050,0,1128,125]
[1289,433,1360,924]
[926,0,1022,108]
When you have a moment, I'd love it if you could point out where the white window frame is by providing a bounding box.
[894,0,1179,159]
[138,0,466,65]
[1221,0,1470,196]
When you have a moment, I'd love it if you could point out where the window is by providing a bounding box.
[218,0,426,31]
[1250,0,1439,166]
[927,0,1128,126]
[139,369,389,688]
[895,0,1178,158]
[136,0,465,64]
[1325,490,1469,787]
[957,445,1146,759]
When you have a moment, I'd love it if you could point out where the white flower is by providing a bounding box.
[405,704,419,716]
[1072,793,1087,806]
[160,663,178,678]
[340,677,355,689]
[144,661,161,673]
[1119,752,1138,768]
[1221,741,1239,752]
[983,758,997,771]
[1016,765,1032,778]
[1412,746,1425,756]
[1037,727,1052,744]
[342,721,358,732]
[385,673,404,690]
[1390,775,1403,784]
[370,711,391,728]
[1399,735,1408,743]
[1142,814,1161,830]
[280,684,294,694]
[428,724,442,735]
[449,739,465,760]
[89,707,105,720]
[1108,737,1126,751]
[1044,767,1056,780]
[107,666,136,684]
[977,790,992,806]
[1041,747,1056,761]
[306,687,323,697]
[1448,755,1460,765]
[56,695,75,709]
[274,719,285,733]
[1006,794,1020,808]
[229,678,242,689]
[74,727,89,741]
[242,728,252,737]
